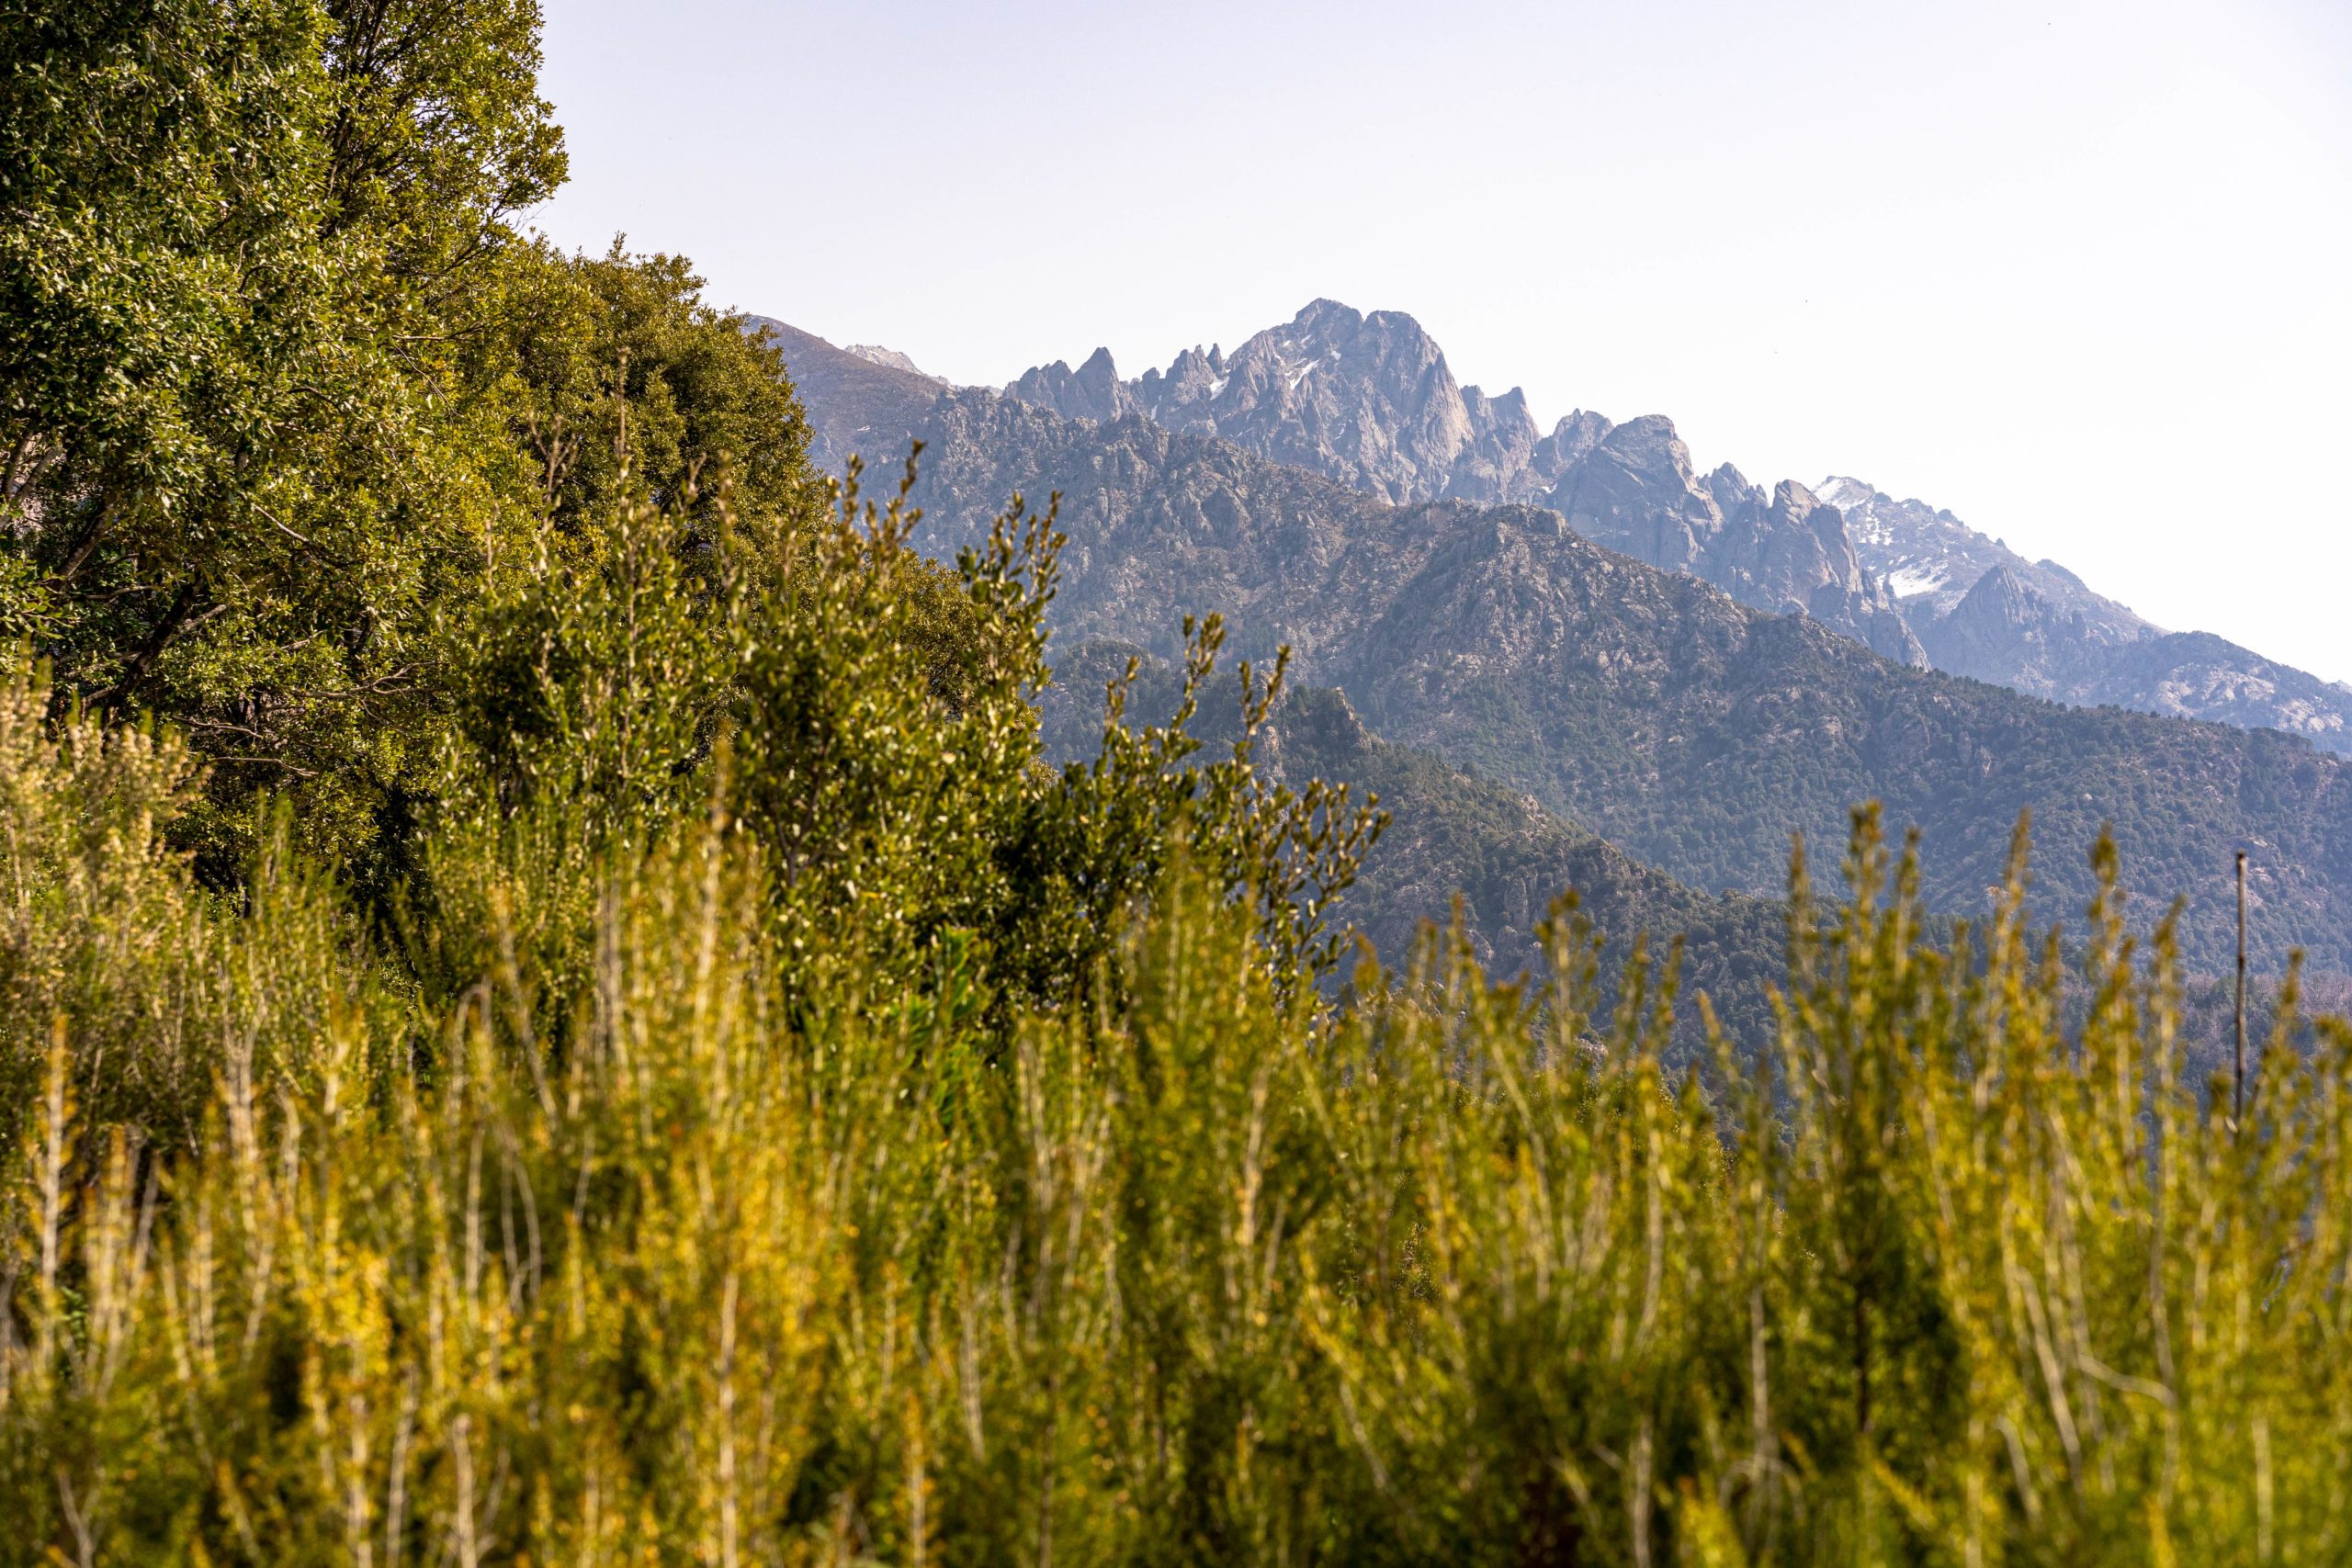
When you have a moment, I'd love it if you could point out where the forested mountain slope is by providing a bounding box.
[1039,642,1790,1046]
[787,380,2352,972]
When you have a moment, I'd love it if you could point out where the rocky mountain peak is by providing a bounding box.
[1538,424,1923,665]
[1816,476,2148,637]
[765,299,2352,755]
[1918,562,2068,694]
[1453,384,1544,504]
[1004,345,1136,425]
[1547,414,1721,574]
[1772,480,1861,568]
[1958,561,2034,621]
[1824,476,2352,745]
[1101,299,1599,506]
[1040,294,1932,667]
[1540,410,1615,477]
[997,345,1133,425]
[1203,299,1474,502]
[1706,462,1765,519]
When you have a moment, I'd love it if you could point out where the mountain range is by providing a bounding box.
[990,300,2352,753]
[753,309,2352,978]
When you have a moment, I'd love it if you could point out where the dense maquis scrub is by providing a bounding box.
[5,647,2349,1564]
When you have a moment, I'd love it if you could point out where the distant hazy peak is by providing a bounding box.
[842,344,949,384]
[741,316,951,478]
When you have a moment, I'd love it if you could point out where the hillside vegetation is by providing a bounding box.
[1038,640,1790,1053]
[3,5,2349,1566]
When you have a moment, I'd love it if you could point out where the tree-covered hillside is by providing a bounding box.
[1041,638,1790,1051]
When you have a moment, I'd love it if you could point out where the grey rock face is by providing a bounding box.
[1548,415,1721,573]
[1547,428,1924,665]
[1536,409,1615,478]
[1042,299,1589,506]
[1007,301,1921,664]
[1451,384,1543,503]
[1003,345,1137,425]
[1048,304,1924,663]
[842,344,949,383]
[1916,563,2077,694]
[1717,478,1928,667]
[1144,299,1476,502]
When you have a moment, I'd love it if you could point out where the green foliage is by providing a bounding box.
[0,0,820,897]
[503,240,816,567]
[6,5,2348,1563]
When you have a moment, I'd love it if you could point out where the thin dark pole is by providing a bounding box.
[2234,850,2248,1130]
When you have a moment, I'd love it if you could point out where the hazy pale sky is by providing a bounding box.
[536,0,2352,682]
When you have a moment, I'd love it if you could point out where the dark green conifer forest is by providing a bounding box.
[0,4,2346,1563]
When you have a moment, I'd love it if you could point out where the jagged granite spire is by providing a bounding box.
[1003,345,1136,425]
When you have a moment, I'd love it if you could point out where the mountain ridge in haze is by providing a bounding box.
[1823,475,2352,747]
[980,299,2351,751]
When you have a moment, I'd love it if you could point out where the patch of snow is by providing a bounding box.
[1208,377,1228,400]
[1885,567,1948,597]
[842,344,950,384]
[1287,362,1316,390]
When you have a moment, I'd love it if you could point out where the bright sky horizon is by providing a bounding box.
[535,0,2352,682]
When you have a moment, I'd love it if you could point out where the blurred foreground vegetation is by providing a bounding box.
[3,2,2349,1563]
